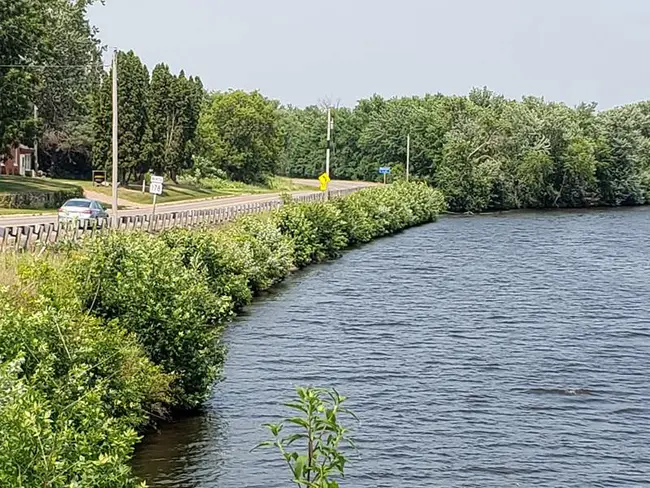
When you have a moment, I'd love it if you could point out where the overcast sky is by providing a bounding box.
[89,0,650,109]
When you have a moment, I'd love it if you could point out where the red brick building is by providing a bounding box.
[1,144,35,176]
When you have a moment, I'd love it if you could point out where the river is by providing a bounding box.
[133,208,650,487]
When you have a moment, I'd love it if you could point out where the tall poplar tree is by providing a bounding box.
[92,50,149,183]
[145,63,178,176]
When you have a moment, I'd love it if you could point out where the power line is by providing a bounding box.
[0,64,110,68]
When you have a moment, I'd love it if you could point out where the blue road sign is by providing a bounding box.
[379,167,391,175]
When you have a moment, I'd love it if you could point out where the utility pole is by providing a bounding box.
[111,49,119,228]
[406,133,410,182]
[324,107,333,201]
[325,107,332,178]
[33,104,38,174]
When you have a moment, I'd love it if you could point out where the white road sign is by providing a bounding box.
[149,175,164,195]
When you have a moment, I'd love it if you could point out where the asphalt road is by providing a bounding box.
[0,180,371,228]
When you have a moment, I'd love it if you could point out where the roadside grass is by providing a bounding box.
[56,176,315,205]
[0,176,81,194]
[1,175,316,208]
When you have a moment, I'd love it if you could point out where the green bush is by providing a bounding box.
[0,268,169,487]
[67,232,230,409]
[225,215,295,292]
[276,199,319,268]
[0,186,83,209]
[160,227,254,310]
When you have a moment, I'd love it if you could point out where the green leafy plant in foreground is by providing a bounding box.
[256,387,358,488]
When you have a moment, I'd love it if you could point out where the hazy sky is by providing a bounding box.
[89,0,650,109]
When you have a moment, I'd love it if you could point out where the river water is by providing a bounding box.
[133,208,650,487]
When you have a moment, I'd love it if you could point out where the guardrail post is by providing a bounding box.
[0,227,6,252]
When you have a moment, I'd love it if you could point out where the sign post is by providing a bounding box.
[92,170,106,186]
[149,175,164,220]
[379,166,391,184]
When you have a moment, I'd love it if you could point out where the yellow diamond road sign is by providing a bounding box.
[318,172,331,191]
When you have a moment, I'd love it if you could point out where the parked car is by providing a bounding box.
[58,198,109,227]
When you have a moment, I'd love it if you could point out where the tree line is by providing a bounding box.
[92,52,204,183]
[279,89,650,212]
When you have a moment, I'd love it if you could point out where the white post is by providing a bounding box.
[152,193,157,220]
[111,50,119,228]
[406,133,410,182]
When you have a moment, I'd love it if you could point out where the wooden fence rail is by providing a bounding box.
[0,188,360,254]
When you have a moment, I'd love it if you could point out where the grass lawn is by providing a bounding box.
[1,175,316,207]
[56,176,315,206]
[0,176,81,194]
[80,181,219,205]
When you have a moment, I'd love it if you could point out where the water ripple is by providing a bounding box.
[134,208,650,487]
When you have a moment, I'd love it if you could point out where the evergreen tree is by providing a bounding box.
[92,50,149,183]
[144,66,204,180]
[91,70,112,173]
[145,63,179,176]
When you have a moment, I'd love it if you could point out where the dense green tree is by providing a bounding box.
[145,64,179,176]
[91,70,111,175]
[38,0,101,178]
[0,0,101,176]
[174,73,204,179]
[197,90,282,183]
[0,0,45,149]
[92,50,149,183]
[277,105,327,178]
[279,89,650,212]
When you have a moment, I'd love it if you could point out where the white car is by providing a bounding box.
[58,198,109,227]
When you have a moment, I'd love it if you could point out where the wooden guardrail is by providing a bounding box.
[0,188,360,253]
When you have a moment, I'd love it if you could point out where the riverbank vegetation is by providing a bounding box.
[0,183,444,486]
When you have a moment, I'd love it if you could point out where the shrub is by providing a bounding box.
[67,232,229,409]
[301,202,349,260]
[276,200,319,268]
[0,186,83,209]
[335,194,376,244]
[225,215,295,292]
[0,273,169,487]
[160,227,254,310]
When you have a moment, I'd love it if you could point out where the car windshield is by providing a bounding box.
[64,200,91,208]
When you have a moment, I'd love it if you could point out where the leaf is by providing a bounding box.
[291,455,307,479]
[286,416,310,429]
